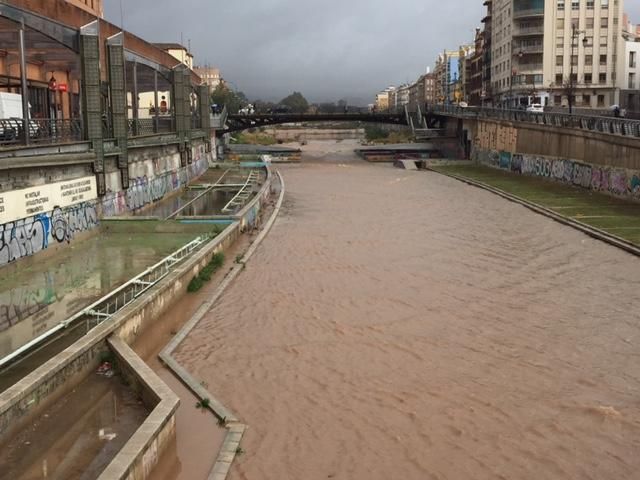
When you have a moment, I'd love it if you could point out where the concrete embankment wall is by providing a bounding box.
[461,117,640,201]
[0,138,213,269]
[0,167,274,478]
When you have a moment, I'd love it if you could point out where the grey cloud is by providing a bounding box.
[104,1,640,104]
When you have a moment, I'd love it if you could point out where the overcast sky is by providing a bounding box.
[105,1,640,104]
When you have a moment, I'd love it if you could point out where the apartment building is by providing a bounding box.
[482,0,494,104]
[154,43,194,69]
[544,0,625,109]
[434,49,467,103]
[194,66,221,92]
[491,0,625,109]
[620,16,639,111]
[375,87,395,111]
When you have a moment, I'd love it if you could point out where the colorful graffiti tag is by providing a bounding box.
[476,149,640,200]
[100,156,209,217]
[0,202,98,267]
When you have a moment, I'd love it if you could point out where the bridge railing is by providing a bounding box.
[429,105,640,138]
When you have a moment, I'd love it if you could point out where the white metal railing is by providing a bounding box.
[0,236,208,369]
[222,170,260,213]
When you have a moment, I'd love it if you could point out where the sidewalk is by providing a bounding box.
[430,164,640,246]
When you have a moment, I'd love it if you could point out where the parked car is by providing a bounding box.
[526,103,544,113]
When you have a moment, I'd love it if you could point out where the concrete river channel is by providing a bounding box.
[0,166,267,479]
[1,139,640,480]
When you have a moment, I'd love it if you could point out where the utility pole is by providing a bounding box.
[569,24,587,115]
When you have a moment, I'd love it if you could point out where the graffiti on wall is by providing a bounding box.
[476,149,640,199]
[476,122,518,153]
[100,156,209,217]
[0,201,98,267]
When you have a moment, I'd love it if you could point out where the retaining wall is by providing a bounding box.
[0,139,212,269]
[463,118,640,201]
[0,167,274,466]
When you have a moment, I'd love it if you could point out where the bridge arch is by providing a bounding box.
[217,113,408,136]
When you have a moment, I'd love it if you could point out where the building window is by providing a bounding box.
[557,18,565,29]
[557,36,564,47]
[585,54,593,65]
[586,18,594,29]
[556,55,564,66]
[630,73,636,89]
[599,54,607,65]
[571,55,578,66]
[600,17,608,28]
[556,73,563,84]
[599,72,607,83]
[585,73,593,83]
[601,0,608,9]
[571,0,579,10]
[630,51,637,69]
[586,0,594,8]
[600,35,608,46]
[558,0,565,9]
[584,94,591,106]
[597,94,605,107]
[554,95,562,105]
[571,18,580,29]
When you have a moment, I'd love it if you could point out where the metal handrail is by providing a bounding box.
[428,105,640,138]
[0,118,83,146]
[0,236,208,368]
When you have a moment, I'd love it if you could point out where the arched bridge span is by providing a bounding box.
[218,113,408,136]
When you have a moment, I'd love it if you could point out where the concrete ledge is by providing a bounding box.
[428,168,640,257]
[101,337,179,480]
[0,152,96,170]
[159,171,285,480]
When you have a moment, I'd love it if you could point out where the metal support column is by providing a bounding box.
[132,60,139,136]
[154,70,159,134]
[79,20,105,195]
[107,32,129,189]
[18,20,29,145]
[198,84,212,152]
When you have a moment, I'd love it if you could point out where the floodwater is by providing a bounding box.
[179,189,236,217]
[176,140,640,480]
[0,371,148,479]
[0,230,200,391]
[133,189,202,218]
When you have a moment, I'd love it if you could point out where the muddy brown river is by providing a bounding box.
[176,140,640,480]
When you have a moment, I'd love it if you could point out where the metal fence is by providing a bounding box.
[0,236,209,369]
[430,105,640,138]
[0,118,83,147]
[127,117,177,137]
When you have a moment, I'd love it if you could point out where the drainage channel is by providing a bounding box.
[0,233,210,393]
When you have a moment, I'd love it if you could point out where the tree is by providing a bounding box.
[279,92,309,113]
[210,83,248,114]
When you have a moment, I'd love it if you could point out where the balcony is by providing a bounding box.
[513,8,544,20]
[514,45,544,55]
[517,63,543,73]
[513,24,544,36]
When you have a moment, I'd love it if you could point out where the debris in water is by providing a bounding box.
[99,428,117,441]
[97,362,114,378]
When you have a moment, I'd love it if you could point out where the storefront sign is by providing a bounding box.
[0,176,97,224]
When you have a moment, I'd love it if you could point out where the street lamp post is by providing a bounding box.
[510,50,524,109]
[569,24,588,115]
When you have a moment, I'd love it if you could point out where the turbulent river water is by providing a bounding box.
[176,140,640,480]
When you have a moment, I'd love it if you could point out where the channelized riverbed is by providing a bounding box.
[177,140,640,480]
